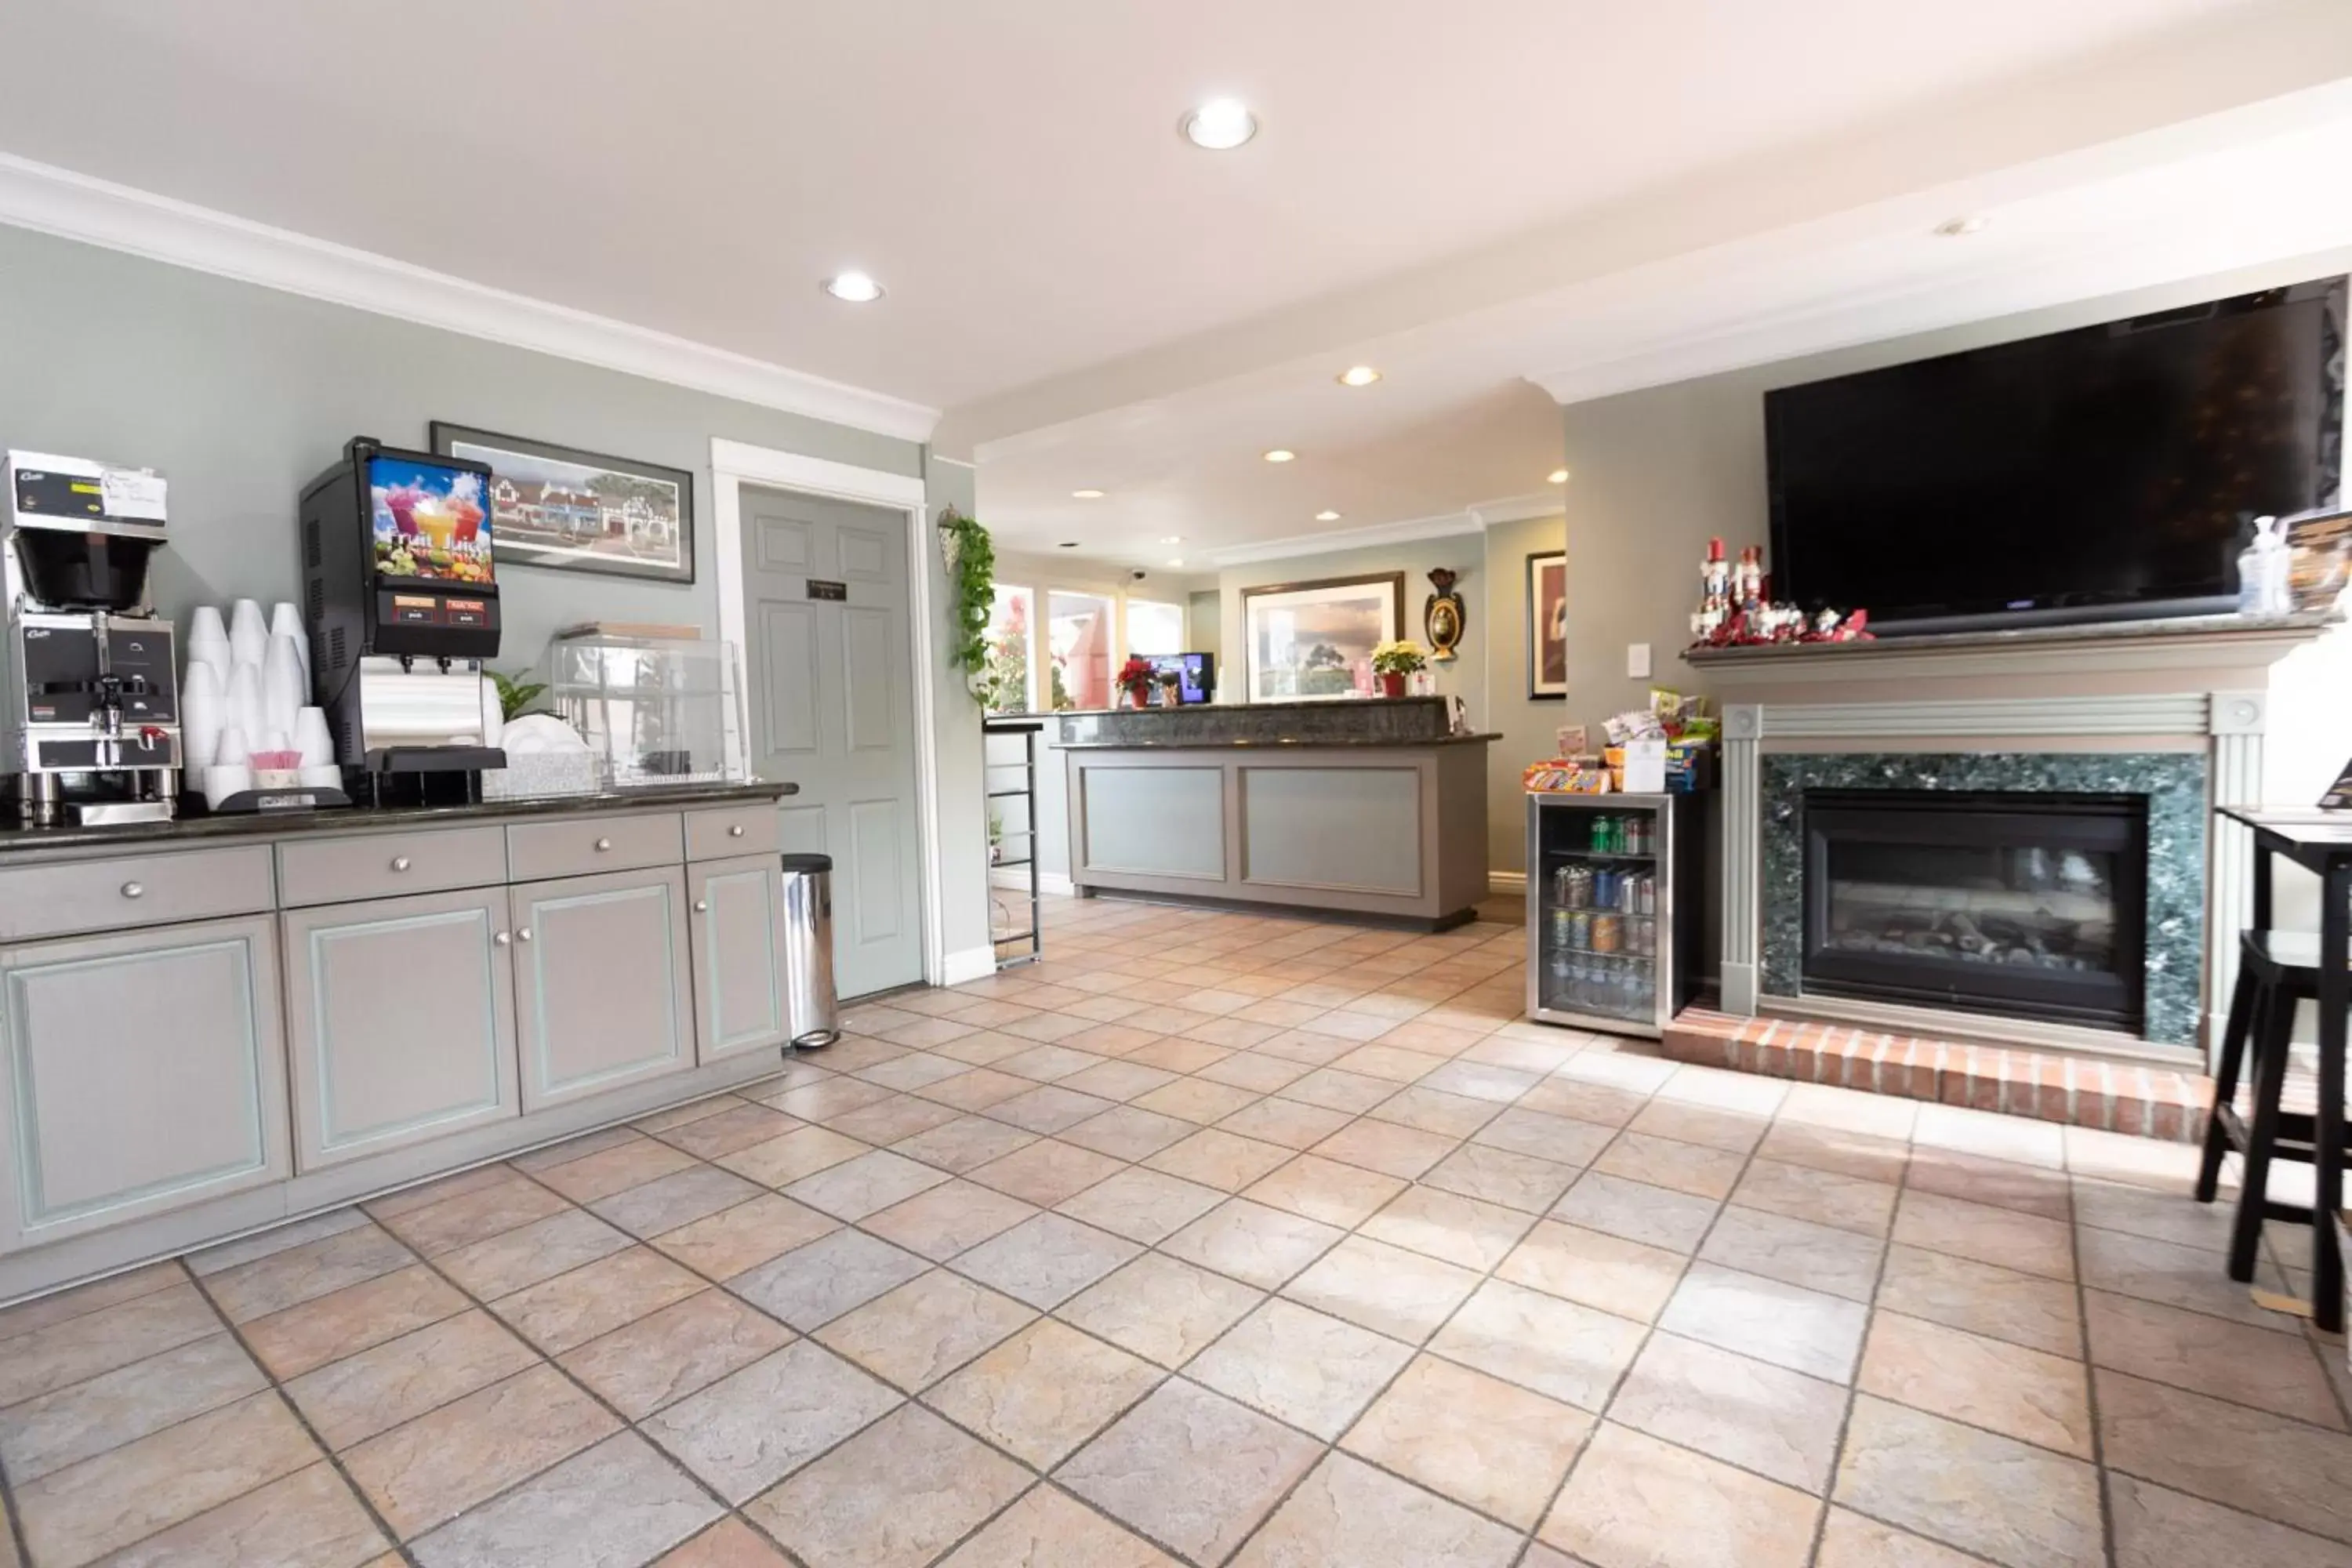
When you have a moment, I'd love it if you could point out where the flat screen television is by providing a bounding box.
[1765,278,2344,632]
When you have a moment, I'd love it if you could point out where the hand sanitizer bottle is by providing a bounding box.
[2239,517,2292,618]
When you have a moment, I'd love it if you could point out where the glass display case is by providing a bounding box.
[549,632,746,789]
[1526,792,1703,1036]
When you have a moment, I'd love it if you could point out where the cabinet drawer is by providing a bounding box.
[506,811,682,881]
[684,803,781,862]
[277,826,508,906]
[0,846,275,943]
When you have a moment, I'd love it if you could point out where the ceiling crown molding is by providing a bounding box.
[0,153,941,445]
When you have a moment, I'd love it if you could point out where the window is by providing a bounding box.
[981,585,1035,714]
[1047,590,1112,710]
[1127,599,1185,658]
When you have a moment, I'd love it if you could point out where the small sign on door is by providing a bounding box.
[806,579,848,601]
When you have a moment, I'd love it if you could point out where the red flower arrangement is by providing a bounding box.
[1115,656,1157,706]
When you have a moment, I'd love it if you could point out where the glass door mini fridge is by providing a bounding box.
[1526,792,1704,1037]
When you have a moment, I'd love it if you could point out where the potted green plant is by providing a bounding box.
[1115,656,1156,709]
[1370,639,1428,699]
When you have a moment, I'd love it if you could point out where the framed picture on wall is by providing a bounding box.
[430,422,695,584]
[1240,572,1406,702]
[1526,550,1568,699]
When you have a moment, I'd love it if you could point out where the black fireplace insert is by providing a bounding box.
[1801,789,2147,1033]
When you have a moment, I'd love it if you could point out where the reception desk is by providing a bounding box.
[1054,697,1497,927]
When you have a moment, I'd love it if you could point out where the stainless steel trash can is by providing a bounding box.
[779,853,841,1049]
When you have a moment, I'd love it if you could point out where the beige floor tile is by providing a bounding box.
[892,1114,1040,1174]
[641,1341,900,1504]
[1860,1312,2093,1457]
[1059,1105,1198,1162]
[1057,1167,1225,1244]
[2088,1288,2343,1427]
[1368,1085,1501,1140]
[1144,1128,1296,1191]
[750,1405,1030,1568]
[1243,1154,1408,1229]
[532,1137,701,1203]
[652,1193,840,1279]
[1431,1277,1645,1411]
[1877,1243,2083,1358]
[0,1331,263,1486]
[0,1283,221,1406]
[953,1214,1142,1308]
[1595,1131,1746,1200]
[1189,1298,1410,1439]
[1813,1506,1993,1567]
[240,1263,468,1379]
[1835,1395,2103,1567]
[560,1288,793,1417]
[651,1101,798,1159]
[1055,1254,1265,1368]
[1418,1142,1577,1213]
[969,1139,1126,1207]
[1907,1146,2073,1221]
[1058,1379,1321,1565]
[406,1430,717,1567]
[819,1093,966,1146]
[1232,1451,1521,1568]
[1731,1157,1899,1237]
[2107,1470,2352,1568]
[202,1225,417,1326]
[1123,1036,1237,1073]
[1359,1185,1535,1271]
[509,1127,642,1176]
[1160,1199,1344,1290]
[728,1229,929,1330]
[89,1459,388,1568]
[1256,1030,1364,1069]
[913,1068,1036,1113]
[285,1309,539,1451]
[1195,1052,1312,1094]
[1755,1120,1911,1185]
[996,1044,1109,1083]
[927,1318,1162,1466]
[1541,1422,1818,1568]
[2097,1367,2352,1544]
[1625,1100,1767,1156]
[716,1125,872,1188]
[1497,1218,1687,1323]
[1468,1105,1614,1167]
[1281,1234,1481,1344]
[1215,1098,1353,1152]
[1553,1171,1721,1254]
[491,1245,705,1355]
[342,1365,617,1539]
[2071,1176,2239,1252]
[783,1149,951,1221]
[1339,1354,1591,1529]
[1658,1263,1867,1384]
[1517,1076,1648,1127]
[864,1179,1039,1260]
[1309,1118,1457,1180]
[1132,1077,1261,1125]
[1611,1333,1848,1492]
[2078,1223,2305,1330]
[993,1085,1121,1137]
[1893,1189,2076,1282]
[1278,1066,1399,1112]
[434,1209,633,1300]
[937,1484,1177,1567]
[1914,1102,2066,1170]
[655,1517,797,1566]
[0,1261,185,1345]
[816,1270,1034,1391]
[378,1172,572,1256]
[1699,1206,1884,1303]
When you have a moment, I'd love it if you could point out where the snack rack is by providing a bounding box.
[1525,792,1704,1037]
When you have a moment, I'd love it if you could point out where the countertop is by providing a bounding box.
[1682,608,2342,664]
[0,779,796,855]
[1055,733,1503,750]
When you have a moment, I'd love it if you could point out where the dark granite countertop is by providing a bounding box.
[0,780,796,855]
[1682,608,2342,664]
[1056,733,1502,750]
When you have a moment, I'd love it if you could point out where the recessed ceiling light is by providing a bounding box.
[1160,535,1183,544]
[1181,98,1258,151]
[822,270,884,303]
[1337,365,1382,387]
[1315,510,1341,521]
[1262,448,1296,463]
[1933,215,1989,238]
[1548,468,1570,485]
[1058,541,1080,549]
[1071,488,1105,499]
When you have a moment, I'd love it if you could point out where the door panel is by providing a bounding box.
[512,868,694,1109]
[738,483,923,997]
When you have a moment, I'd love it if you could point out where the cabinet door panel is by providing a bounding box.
[688,855,788,1062]
[512,868,693,1110]
[283,888,519,1171]
[0,915,289,1250]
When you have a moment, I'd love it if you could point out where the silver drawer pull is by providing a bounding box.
[494,931,511,946]
[728,824,746,838]
[517,927,533,942]
[594,837,612,851]
[120,881,144,899]
[693,899,710,913]
[390,856,412,873]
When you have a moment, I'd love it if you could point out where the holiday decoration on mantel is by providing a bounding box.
[1423,568,1465,663]
[1687,536,1871,649]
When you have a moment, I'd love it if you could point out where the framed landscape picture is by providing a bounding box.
[1527,550,1568,699]
[1241,572,1405,702]
[430,422,695,584]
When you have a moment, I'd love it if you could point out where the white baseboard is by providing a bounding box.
[939,946,998,987]
[994,868,1075,896]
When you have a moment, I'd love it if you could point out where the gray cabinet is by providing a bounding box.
[688,855,789,1062]
[0,916,289,1250]
[282,888,520,1171]
[510,867,694,1110]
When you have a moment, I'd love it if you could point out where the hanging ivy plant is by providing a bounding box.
[937,505,996,684]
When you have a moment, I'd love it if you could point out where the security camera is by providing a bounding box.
[1131,569,1149,581]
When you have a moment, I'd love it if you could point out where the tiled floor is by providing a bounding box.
[2,893,2350,1567]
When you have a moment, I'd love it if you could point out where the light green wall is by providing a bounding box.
[1481,514,1566,877]
[1218,538,1486,719]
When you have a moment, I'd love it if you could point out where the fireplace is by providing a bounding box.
[1800,789,2149,1033]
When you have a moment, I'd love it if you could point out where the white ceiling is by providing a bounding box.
[5,0,2352,563]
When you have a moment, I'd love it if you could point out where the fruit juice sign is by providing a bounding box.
[369,457,495,585]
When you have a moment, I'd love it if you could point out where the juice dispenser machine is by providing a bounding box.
[299,438,504,796]
[2,451,181,826]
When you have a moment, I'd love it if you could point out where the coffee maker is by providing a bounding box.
[2,451,181,826]
[299,438,503,798]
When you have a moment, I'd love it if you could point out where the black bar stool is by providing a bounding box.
[2196,929,2336,1282]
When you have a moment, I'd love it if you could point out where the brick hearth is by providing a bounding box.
[1663,1007,2216,1142]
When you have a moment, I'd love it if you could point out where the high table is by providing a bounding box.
[2220,805,2352,1332]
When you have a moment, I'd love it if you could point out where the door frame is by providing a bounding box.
[710,437,945,988]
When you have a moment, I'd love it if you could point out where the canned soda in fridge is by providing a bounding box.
[1566,909,1592,949]
[1591,913,1621,953]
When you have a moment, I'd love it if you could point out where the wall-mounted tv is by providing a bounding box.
[1765,278,2344,632]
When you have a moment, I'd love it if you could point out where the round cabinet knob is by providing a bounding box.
[390,856,412,873]
[517,927,534,942]
[494,931,512,946]
[594,837,612,851]
[693,899,710,913]
[120,881,144,899]
[728,824,746,838]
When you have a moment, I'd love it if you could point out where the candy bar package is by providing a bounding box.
[2286,509,2352,614]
